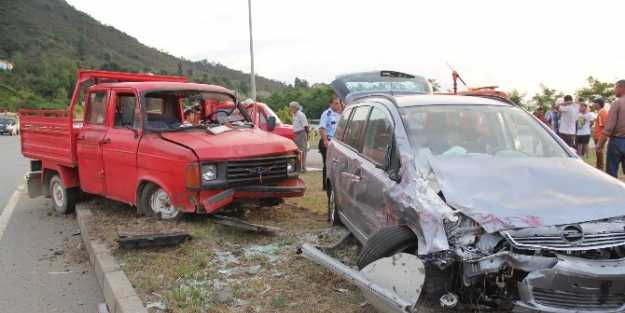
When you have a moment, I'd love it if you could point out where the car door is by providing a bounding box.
[333,105,371,238]
[354,105,397,236]
[101,89,142,204]
[76,89,109,195]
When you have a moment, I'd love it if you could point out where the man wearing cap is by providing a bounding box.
[318,95,343,191]
[597,80,625,178]
[592,97,608,170]
[289,101,309,172]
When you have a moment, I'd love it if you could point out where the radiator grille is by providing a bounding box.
[225,156,293,186]
[533,288,625,311]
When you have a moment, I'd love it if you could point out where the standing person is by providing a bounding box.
[318,95,343,191]
[289,101,309,172]
[533,107,546,124]
[545,103,560,134]
[575,102,595,157]
[597,80,625,178]
[556,95,579,147]
[592,97,609,170]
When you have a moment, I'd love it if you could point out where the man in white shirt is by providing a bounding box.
[289,101,309,171]
[576,102,595,157]
[557,95,579,147]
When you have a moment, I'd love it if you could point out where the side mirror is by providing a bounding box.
[267,116,277,132]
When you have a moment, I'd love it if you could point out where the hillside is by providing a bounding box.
[0,0,285,110]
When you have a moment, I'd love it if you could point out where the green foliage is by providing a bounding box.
[531,84,563,111]
[508,89,528,109]
[576,76,615,103]
[259,84,334,121]
[275,106,292,124]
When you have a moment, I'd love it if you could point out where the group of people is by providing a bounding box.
[537,80,625,178]
[285,95,343,189]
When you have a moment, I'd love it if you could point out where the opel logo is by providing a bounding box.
[561,225,584,243]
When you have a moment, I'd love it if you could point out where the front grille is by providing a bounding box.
[503,231,625,251]
[533,288,625,311]
[225,156,293,186]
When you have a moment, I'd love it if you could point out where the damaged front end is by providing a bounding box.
[453,215,625,312]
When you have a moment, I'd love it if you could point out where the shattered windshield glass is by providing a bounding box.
[143,90,250,131]
[399,105,569,159]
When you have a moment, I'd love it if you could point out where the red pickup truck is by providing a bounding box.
[20,70,305,220]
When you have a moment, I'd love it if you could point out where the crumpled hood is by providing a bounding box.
[161,128,297,160]
[429,156,625,233]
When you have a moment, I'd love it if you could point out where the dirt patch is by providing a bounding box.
[85,173,393,313]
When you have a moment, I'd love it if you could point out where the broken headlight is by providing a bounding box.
[201,164,217,182]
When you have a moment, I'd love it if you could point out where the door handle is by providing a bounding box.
[76,135,85,141]
[99,137,111,145]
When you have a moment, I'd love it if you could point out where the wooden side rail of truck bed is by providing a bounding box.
[19,109,76,167]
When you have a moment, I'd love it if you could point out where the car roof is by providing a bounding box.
[92,81,235,96]
[389,94,512,107]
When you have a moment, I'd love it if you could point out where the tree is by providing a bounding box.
[177,62,183,76]
[531,84,563,111]
[77,36,87,61]
[428,79,441,92]
[576,76,614,103]
[294,77,309,89]
[508,89,527,109]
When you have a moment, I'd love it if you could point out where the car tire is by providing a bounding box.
[49,175,76,214]
[327,186,342,226]
[141,183,182,221]
[357,225,418,269]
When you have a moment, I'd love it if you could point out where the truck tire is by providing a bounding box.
[357,226,418,269]
[141,183,182,221]
[49,175,76,214]
[327,186,342,226]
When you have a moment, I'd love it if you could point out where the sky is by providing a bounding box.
[65,0,625,97]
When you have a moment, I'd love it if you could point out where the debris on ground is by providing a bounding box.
[117,232,192,249]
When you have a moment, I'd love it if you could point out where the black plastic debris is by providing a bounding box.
[117,232,192,249]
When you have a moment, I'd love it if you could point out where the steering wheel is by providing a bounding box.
[207,109,233,123]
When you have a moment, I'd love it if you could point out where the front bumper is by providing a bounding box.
[198,178,305,213]
[514,255,625,313]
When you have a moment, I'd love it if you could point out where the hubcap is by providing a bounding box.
[149,188,178,219]
[52,182,64,207]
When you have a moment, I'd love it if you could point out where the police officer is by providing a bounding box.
[318,95,343,191]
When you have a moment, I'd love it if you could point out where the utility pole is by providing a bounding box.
[248,0,257,101]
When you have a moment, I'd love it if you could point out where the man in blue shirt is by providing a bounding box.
[318,95,343,190]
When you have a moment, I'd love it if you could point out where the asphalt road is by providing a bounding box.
[0,135,103,313]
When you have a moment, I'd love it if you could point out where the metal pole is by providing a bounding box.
[248,0,257,101]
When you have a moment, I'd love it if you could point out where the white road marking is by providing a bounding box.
[0,183,23,240]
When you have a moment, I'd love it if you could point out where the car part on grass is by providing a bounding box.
[208,214,282,234]
[117,232,191,249]
[298,244,425,313]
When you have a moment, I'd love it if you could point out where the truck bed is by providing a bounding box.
[19,109,78,167]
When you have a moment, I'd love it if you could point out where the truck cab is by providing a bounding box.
[21,70,305,219]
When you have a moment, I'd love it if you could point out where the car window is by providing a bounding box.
[363,107,393,164]
[86,91,108,125]
[399,105,568,158]
[343,106,370,151]
[114,94,139,129]
[334,107,353,141]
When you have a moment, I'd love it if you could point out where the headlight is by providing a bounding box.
[201,164,217,182]
[286,159,297,174]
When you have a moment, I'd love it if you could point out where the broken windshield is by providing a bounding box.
[143,90,250,132]
[399,105,569,159]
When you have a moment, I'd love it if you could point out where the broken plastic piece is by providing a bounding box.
[117,232,191,249]
[209,214,282,234]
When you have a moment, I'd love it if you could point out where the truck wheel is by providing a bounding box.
[141,184,182,220]
[358,226,418,269]
[327,187,342,226]
[49,175,76,214]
